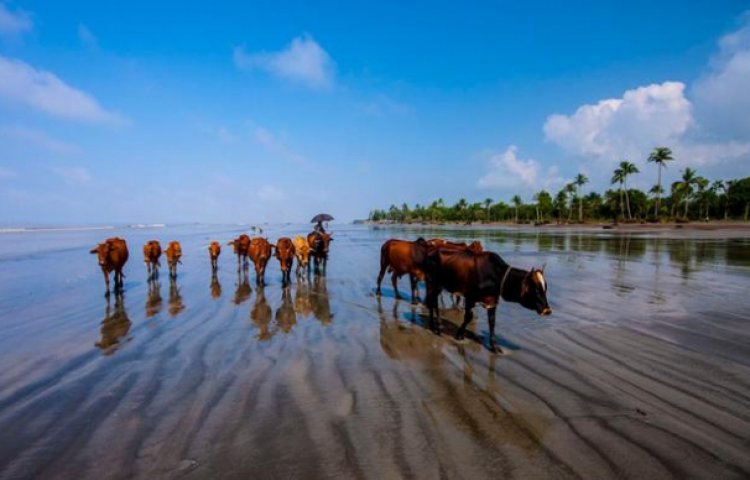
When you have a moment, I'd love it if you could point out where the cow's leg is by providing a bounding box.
[456,300,475,341]
[376,264,387,296]
[409,275,420,304]
[487,306,499,353]
[391,272,402,300]
[425,282,441,335]
[103,270,110,295]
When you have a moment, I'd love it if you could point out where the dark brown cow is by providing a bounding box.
[164,241,182,278]
[274,237,295,285]
[90,237,129,294]
[426,239,483,306]
[375,237,430,303]
[208,240,221,271]
[307,231,332,274]
[248,237,273,286]
[228,234,251,269]
[143,240,162,279]
[425,249,551,353]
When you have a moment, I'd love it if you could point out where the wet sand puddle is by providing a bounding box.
[0,224,749,479]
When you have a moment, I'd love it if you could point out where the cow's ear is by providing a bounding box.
[90,248,98,254]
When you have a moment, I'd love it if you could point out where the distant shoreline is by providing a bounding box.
[363,220,750,233]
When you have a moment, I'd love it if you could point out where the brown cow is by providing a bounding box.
[90,237,129,294]
[228,234,251,269]
[165,241,182,278]
[425,249,551,353]
[208,240,221,271]
[293,235,311,277]
[427,238,483,254]
[307,231,332,274]
[248,237,273,286]
[375,237,430,303]
[274,237,295,285]
[143,240,162,279]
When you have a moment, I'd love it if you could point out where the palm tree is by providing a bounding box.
[611,168,626,220]
[574,173,588,222]
[484,198,492,222]
[679,168,699,219]
[511,195,522,223]
[619,161,639,220]
[647,147,674,217]
[565,183,577,221]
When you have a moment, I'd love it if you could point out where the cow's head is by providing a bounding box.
[519,268,551,316]
[90,242,112,267]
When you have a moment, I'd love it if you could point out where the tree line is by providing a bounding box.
[368,147,750,224]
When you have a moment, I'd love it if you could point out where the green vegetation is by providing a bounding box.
[368,148,750,224]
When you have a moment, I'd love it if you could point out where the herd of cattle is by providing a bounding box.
[89,231,333,293]
[90,231,550,352]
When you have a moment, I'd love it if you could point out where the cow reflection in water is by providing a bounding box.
[234,268,251,305]
[250,286,273,341]
[294,275,332,325]
[145,279,163,317]
[96,293,131,354]
[275,287,297,333]
[210,272,222,299]
[168,277,185,317]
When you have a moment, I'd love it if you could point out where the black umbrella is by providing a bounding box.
[310,213,334,223]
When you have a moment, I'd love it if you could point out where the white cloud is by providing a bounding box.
[0,125,81,154]
[78,24,98,49]
[543,80,750,171]
[257,185,284,202]
[477,146,566,197]
[544,81,692,161]
[54,166,92,184]
[0,55,125,124]
[693,16,750,138]
[234,35,335,89]
[0,4,32,37]
[253,126,308,165]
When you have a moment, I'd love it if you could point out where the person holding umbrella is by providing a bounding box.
[311,213,333,233]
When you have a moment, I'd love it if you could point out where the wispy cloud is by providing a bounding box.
[0,3,32,37]
[77,24,98,49]
[0,125,81,154]
[0,166,16,179]
[0,55,126,124]
[253,126,308,165]
[477,146,565,197]
[53,166,92,184]
[357,94,413,116]
[257,185,285,202]
[234,35,335,89]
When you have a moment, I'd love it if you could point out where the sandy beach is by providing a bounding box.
[0,224,749,479]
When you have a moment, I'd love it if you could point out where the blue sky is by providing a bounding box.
[1,0,749,224]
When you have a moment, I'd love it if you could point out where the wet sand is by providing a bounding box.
[0,224,749,479]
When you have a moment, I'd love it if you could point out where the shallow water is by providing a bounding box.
[0,224,749,479]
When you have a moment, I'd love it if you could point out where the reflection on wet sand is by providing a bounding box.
[234,268,251,305]
[210,272,222,299]
[250,286,272,341]
[309,275,333,325]
[145,279,162,317]
[275,287,297,333]
[95,293,131,354]
[168,277,185,317]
